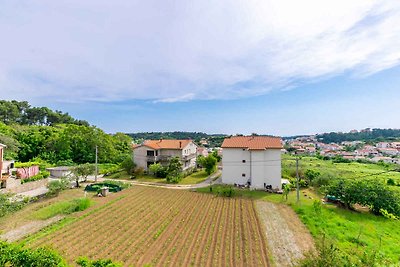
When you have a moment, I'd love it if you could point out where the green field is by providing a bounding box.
[198,184,400,265]
[282,154,400,184]
[198,155,400,265]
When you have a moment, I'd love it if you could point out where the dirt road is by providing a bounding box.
[255,201,315,266]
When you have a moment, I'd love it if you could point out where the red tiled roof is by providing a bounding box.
[134,139,193,150]
[221,136,282,150]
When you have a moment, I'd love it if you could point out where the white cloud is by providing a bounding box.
[0,0,399,103]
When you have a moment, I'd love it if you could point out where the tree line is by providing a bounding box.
[0,100,89,126]
[127,131,227,147]
[317,128,400,143]
[0,100,132,164]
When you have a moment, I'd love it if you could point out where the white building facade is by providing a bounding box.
[133,139,198,171]
[221,136,282,189]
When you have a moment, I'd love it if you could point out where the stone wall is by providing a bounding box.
[5,178,49,194]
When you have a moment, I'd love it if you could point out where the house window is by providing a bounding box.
[147,150,155,156]
[242,173,246,177]
[242,160,246,163]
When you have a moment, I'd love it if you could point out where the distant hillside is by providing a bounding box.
[127,131,227,147]
[317,128,400,143]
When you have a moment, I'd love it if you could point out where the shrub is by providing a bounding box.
[76,257,122,267]
[47,178,70,197]
[34,198,92,220]
[120,156,136,174]
[0,193,29,218]
[100,165,121,176]
[387,178,396,186]
[327,178,400,217]
[305,169,320,184]
[21,171,50,184]
[0,241,67,267]
[149,163,168,178]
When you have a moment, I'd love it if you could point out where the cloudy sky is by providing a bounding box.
[1,0,400,136]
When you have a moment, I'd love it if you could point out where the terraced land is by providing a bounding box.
[29,186,270,266]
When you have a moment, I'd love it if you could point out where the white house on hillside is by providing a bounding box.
[221,136,282,189]
[133,139,198,171]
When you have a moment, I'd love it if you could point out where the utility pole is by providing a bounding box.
[296,157,300,203]
[95,145,98,182]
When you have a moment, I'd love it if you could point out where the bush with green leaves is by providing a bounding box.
[76,257,122,267]
[149,163,168,178]
[21,170,50,184]
[327,178,400,216]
[0,193,29,218]
[0,240,67,267]
[305,169,320,184]
[387,178,396,186]
[166,157,183,183]
[120,156,136,175]
[0,241,121,267]
[47,178,70,197]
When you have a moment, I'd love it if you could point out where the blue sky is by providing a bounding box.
[1,1,400,136]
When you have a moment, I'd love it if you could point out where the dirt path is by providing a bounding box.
[255,201,315,267]
[0,215,64,242]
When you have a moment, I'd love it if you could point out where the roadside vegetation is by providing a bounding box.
[0,240,122,267]
[0,193,30,219]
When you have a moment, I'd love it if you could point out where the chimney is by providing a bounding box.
[179,141,182,148]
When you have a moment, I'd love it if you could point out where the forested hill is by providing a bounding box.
[317,128,400,143]
[0,100,132,164]
[0,100,89,126]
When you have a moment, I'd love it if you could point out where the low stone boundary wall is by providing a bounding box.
[5,178,49,194]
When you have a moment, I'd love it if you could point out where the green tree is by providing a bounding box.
[212,150,222,162]
[202,155,217,175]
[72,164,95,187]
[121,156,136,175]
[305,169,320,185]
[166,157,183,183]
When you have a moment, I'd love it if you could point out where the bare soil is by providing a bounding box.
[255,201,315,267]
[0,215,64,242]
[29,186,270,267]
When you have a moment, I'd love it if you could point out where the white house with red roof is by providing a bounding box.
[221,136,282,189]
[133,139,198,171]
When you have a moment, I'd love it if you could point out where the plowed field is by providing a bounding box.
[30,186,270,266]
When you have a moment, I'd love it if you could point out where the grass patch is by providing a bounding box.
[197,185,400,265]
[33,198,92,220]
[179,170,210,185]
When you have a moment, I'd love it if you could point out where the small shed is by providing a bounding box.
[46,166,72,178]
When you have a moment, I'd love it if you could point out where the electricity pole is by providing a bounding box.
[296,157,300,203]
[95,145,98,182]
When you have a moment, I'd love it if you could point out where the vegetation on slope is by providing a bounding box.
[317,128,400,143]
[0,101,132,163]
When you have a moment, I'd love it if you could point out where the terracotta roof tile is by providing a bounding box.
[221,136,282,150]
[134,139,193,150]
